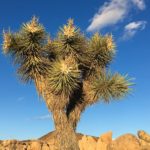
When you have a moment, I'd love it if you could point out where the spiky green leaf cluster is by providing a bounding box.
[48,57,81,96]
[22,17,45,42]
[89,33,115,68]
[92,72,132,103]
[3,17,52,82]
[54,19,88,65]
[2,17,132,103]
[43,36,56,61]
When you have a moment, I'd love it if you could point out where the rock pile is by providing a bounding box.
[0,130,150,150]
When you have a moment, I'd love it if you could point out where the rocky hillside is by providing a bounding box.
[0,130,150,150]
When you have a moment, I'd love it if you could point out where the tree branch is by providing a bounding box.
[66,80,95,130]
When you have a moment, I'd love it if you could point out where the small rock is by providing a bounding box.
[138,130,150,143]
[16,142,28,150]
[42,143,50,150]
[96,131,112,150]
[2,140,17,146]
[29,141,42,150]
[79,135,97,150]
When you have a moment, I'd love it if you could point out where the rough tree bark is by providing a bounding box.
[53,109,79,150]
[35,76,80,150]
[67,80,94,131]
[35,75,97,150]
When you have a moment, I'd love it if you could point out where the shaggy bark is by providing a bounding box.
[36,78,79,150]
[53,109,80,150]
[35,75,98,149]
[48,96,81,150]
[67,102,85,131]
[35,77,79,150]
[67,80,95,131]
[41,92,80,150]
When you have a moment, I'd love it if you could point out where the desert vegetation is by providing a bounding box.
[2,17,132,150]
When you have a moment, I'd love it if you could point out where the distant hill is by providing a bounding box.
[39,130,98,142]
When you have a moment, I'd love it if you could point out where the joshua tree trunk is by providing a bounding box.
[35,77,79,150]
[53,109,80,150]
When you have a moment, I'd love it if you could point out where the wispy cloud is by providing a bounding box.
[34,114,51,120]
[132,0,146,10]
[122,21,147,40]
[87,0,146,32]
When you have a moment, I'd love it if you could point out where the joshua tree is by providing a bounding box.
[2,17,132,150]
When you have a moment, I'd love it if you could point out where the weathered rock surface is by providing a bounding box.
[0,130,150,150]
[108,134,141,150]
[79,135,97,150]
[96,131,112,150]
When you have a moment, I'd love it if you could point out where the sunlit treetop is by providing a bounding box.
[63,19,77,38]
[2,17,132,104]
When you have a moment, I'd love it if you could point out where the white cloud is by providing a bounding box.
[132,0,146,10]
[122,21,147,39]
[87,0,146,32]
[87,0,128,32]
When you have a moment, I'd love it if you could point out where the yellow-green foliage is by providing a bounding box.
[91,73,132,103]
[89,33,115,68]
[48,56,81,96]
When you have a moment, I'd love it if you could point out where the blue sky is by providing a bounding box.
[0,0,150,140]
